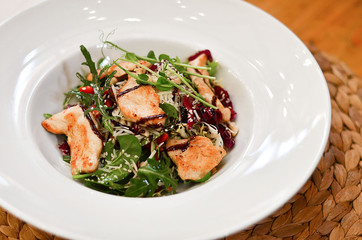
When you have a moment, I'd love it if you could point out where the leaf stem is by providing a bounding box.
[104,41,130,54]
[119,58,161,78]
[106,43,217,109]
[113,62,156,86]
[166,66,200,97]
[182,71,216,80]
[173,62,211,71]
[164,78,217,109]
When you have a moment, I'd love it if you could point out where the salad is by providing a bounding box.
[41,42,238,197]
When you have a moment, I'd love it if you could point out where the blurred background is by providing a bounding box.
[245,0,362,77]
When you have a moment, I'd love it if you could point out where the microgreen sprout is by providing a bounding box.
[104,40,212,70]
[110,52,217,109]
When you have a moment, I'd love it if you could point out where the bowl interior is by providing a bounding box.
[26,37,255,192]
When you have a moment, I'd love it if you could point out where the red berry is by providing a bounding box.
[79,86,94,94]
[156,133,169,145]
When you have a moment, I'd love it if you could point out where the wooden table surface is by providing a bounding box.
[245,0,362,77]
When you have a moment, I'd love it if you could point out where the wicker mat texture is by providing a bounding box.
[1,46,362,240]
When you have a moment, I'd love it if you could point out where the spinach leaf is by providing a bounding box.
[159,103,178,126]
[207,61,218,77]
[74,135,142,191]
[125,152,178,197]
[43,113,52,119]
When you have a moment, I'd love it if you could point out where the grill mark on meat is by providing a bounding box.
[117,85,141,98]
[137,113,167,125]
[166,136,195,152]
[212,95,217,106]
[80,105,103,140]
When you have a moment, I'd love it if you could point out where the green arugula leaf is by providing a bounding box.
[62,155,71,163]
[159,103,178,126]
[125,178,153,197]
[43,113,52,119]
[102,140,115,162]
[78,45,118,134]
[83,179,126,195]
[80,45,97,78]
[192,172,211,183]
[115,135,142,164]
[207,61,218,77]
[125,151,179,197]
[74,135,142,190]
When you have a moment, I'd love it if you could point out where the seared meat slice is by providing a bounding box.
[108,60,152,78]
[41,105,102,175]
[187,53,231,122]
[108,61,136,78]
[116,77,167,127]
[166,136,226,180]
[134,60,152,75]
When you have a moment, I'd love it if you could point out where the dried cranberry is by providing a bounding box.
[188,50,213,62]
[150,64,158,72]
[230,109,237,121]
[214,86,237,121]
[218,124,235,149]
[180,106,188,123]
[182,96,198,129]
[183,96,194,110]
[195,103,222,126]
[214,86,233,108]
[58,141,70,155]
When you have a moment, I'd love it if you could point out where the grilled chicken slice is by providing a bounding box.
[134,60,152,74]
[116,76,167,127]
[108,61,136,78]
[166,136,226,180]
[41,105,102,175]
[108,60,152,77]
[187,53,231,122]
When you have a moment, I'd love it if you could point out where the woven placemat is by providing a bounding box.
[1,46,361,240]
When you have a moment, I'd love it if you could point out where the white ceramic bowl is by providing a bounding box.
[0,0,330,239]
